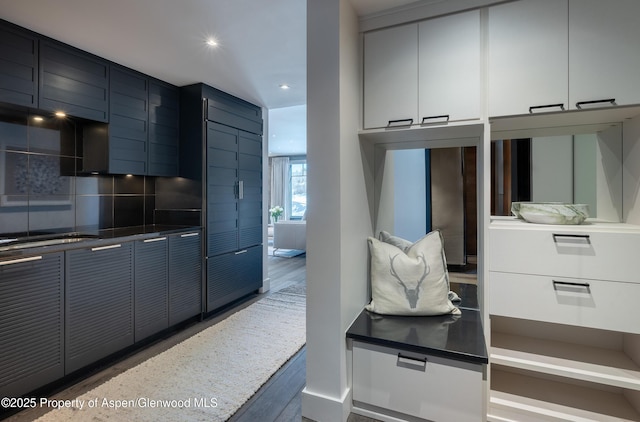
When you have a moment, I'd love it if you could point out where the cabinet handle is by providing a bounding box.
[552,280,590,290]
[529,103,565,113]
[180,232,199,238]
[0,255,43,266]
[397,353,427,371]
[575,98,616,109]
[421,115,449,124]
[143,237,167,243]
[91,244,122,252]
[239,180,244,200]
[386,118,413,128]
[552,233,590,243]
[235,249,248,255]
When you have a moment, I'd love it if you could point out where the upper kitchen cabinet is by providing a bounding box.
[363,23,418,129]
[148,79,180,176]
[418,10,481,123]
[569,0,640,109]
[206,91,263,135]
[488,0,569,117]
[107,65,149,175]
[39,40,109,122]
[0,20,38,108]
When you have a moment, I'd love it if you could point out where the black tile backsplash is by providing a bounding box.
[0,107,161,237]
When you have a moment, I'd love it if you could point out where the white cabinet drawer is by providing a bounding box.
[490,225,640,283]
[489,271,640,334]
[352,341,484,421]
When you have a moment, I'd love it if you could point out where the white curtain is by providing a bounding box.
[270,156,290,222]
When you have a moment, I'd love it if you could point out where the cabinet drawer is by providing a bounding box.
[352,342,484,421]
[489,271,640,334]
[490,226,640,283]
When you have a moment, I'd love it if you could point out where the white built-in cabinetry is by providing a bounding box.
[487,0,568,117]
[488,0,640,117]
[569,0,640,109]
[363,24,418,129]
[488,218,640,421]
[363,10,481,129]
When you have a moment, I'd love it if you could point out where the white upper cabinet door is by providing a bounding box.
[418,10,481,123]
[363,23,418,129]
[488,0,569,117]
[569,0,640,109]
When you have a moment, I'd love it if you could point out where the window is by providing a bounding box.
[290,159,307,219]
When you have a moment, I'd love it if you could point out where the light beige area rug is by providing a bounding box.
[37,285,306,421]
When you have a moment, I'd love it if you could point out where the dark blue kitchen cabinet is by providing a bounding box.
[39,40,109,122]
[207,245,262,312]
[0,20,38,108]
[108,65,149,174]
[206,91,263,135]
[134,236,169,341]
[180,83,263,314]
[169,231,202,325]
[149,79,179,176]
[65,243,134,374]
[0,253,64,398]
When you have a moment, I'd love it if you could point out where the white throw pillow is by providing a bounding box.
[366,231,460,316]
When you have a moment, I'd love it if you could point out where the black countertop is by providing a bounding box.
[347,291,488,365]
[0,225,202,260]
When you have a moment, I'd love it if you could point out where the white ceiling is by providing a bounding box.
[0,0,419,155]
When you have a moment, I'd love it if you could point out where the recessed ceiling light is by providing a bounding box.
[206,38,218,47]
[54,111,66,118]
[33,116,44,122]
[279,84,290,90]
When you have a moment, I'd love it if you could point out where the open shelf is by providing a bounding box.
[491,332,640,391]
[489,368,640,422]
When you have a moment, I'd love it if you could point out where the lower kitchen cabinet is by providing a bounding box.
[65,243,134,374]
[0,253,64,398]
[169,231,202,325]
[134,236,169,341]
[207,245,262,312]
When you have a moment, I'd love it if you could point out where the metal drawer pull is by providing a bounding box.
[552,233,590,243]
[421,115,450,124]
[553,280,591,294]
[180,233,199,238]
[0,255,43,266]
[529,103,565,113]
[143,237,167,243]
[239,180,244,200]
[235,249,248,255]
[386,118,413,128]
[397,353,428,371]
[575,98,616,109]
[91,244,122,252]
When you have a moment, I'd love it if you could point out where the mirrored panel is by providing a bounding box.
[491,123,623,222]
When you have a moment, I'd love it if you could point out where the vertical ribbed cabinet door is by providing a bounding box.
[168,231,202,325]
[237,245,263,293]
[238,130,262,249]
[0,253,64,398]
[109,65,149,175]
[65,243,134,374]
[134,237,169,341]
[39,40,109,122]
[148,79,179,176]
[207,121,239,256]
[0,21,38,108]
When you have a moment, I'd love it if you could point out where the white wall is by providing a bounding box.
[303,0,372,420]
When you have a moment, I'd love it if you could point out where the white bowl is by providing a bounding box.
[519,203,589,225]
